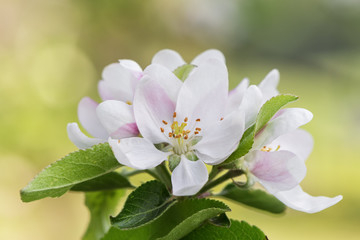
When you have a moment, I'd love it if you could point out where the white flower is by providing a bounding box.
[152,49,225,71]
[109,59,245,196]
[67,60,142,149]
[243,108,342,213]
[226,69,280,128]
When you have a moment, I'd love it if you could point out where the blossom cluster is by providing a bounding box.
[67,49,342,213]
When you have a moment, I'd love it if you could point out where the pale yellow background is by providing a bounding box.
[1,0,359,239]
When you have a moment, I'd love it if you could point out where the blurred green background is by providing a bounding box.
[1,0,359,239]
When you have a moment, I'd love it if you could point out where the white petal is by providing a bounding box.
[108,138,137,168]
[98,80,113,101]
[238,85,263,129]
[269,129,313,162]
[67,123,106,149]
[175,58,228,130]
[151,49,186,71]
[246,150,307,194]
[119,59,143,73]
[172,155,208,196]
[96,100,139,139]
[191,49,225,66]
[274,185,343,213]
[195,110,245,165]
[78,97,108,139]
[133,74,180,144]
[115,137,169,169]
[226,78,249,115]
[253,108,313,149]
[258,69,280,102]
[102,63,138,102]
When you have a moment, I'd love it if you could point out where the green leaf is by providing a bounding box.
[255,94,298,133]
[222,94,298,165]
[103,199,230,240]
[20,143,121,202]
[218,184,286,214]
[173,64,196,81]
[183,219,266,240]
[208,213,231,227]
[71,172,133,192]
[111,180,175,229]
[83,190,125,240]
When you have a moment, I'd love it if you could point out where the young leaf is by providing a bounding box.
[71,172,133,192]
[20,143,121,202]
[111,180,175,229]
[222,94,298,165]
[103,199,230,240]
[217,184,286,214]
[183,219,266,240]
[173,64,196,81]
[83,190,125,240]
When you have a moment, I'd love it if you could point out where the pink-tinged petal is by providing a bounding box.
[67,123,106,149]
[195,110,245,165]
[246,150,306,194]
[172,155,208,196]
[110,123,139,139]
[133,75,179,144]
[114,137,169,170]
[274,185,343,213]
[191,49,225,66]
[102,63,137,102]
[258,69,280,102]
[253,108,313,149]
[238,85,263,129]
[269,129,313,162]
[175,59,228,130]
[226,78,249,115]
[151,49,186,71]
[78,97,108,139]
[96,100,138,139]
[98,80,113,101]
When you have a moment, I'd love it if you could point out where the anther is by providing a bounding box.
[195,127,201,131]
[173,112,177,118]
[118,140,120,143]
[194,131,199,135]
[184,135,189,140]
[184,117,188,122]
[162,120,168,125]
[220,117,224,121]
[196,118,200,122]
[160,127,164,133]
[126,101,132,105]
[169,132,173,137]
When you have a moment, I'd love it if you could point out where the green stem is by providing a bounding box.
[122,169,144,177]
[208,166,222,182]
[155,163,172,190]
[145,169,161,180]
[198,169,244,194]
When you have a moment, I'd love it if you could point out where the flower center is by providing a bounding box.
[160,112,202,155]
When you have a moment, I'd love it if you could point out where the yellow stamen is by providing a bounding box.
[126,101,132,105]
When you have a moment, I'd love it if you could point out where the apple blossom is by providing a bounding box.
[108,59,245,196]
[242,108,342,213]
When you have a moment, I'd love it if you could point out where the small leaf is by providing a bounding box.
[208,213,231,227]
[173,64,196,81]
[222,94,298,165]
[183,219,266,240]
[218,184,286,214]
[71,172,133,192]
[255,94,298,133]
[83,190,125,240]
[20,143,121,202]
[111,180,174,229]
[103,199,230,240]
